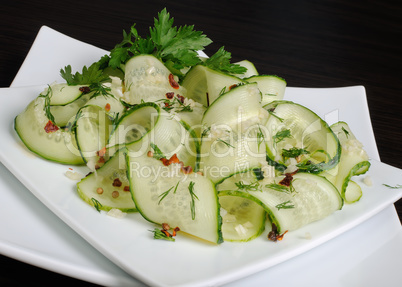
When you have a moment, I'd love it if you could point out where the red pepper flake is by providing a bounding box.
[105,103,111,112]
[161,154,180,166]
[96,147,107,157]
[162,223,170,231]
[228,84,237,90]
[268,223,288,242]
[161,158,170,166]
[44,120,59,133]
[69,168,73,170]
[160,223,180,238]
[177,94,185,103]
[79,86,91,94]
[165,92,174,99]
[168,73,180,89]
[279,170,298,187]
[181,165,193,174]
[98,156,105,164]
[168,154,180,165]
[172,227,180,236]
[123,186,130,192]
[112,178,122,187]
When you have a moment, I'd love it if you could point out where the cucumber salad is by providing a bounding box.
[14,9,370,244]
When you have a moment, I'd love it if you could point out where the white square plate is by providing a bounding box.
[1,26,402,287]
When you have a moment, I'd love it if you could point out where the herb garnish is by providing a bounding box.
[383,184,402,189]
[66,109,83,133]
[107,9,245,79]
[150,143,166,160]
[282,147,310,160]
[273,129,292,144]
[257,125,265,151]
[38,86,56,123]
[91,198,103,212]
[203,46,247,74]
[108,9,211,77]
[60,58,110,86]
[235,181,260,192]
[275,200,295,210]
[265,183,290,193]
[188,181,199,220]
[158,181,180,204]
[267,109,284,122]
[217,138,235,148]
[150,228,176,241]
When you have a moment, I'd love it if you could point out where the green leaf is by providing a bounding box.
[204,46,247,74]
[150,8,176,49]
[60,60,109,85]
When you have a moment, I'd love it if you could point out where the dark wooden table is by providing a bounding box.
[1,0,401,286]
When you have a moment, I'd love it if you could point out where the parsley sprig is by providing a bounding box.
[60,55,110,85]
[109,8,211,76]
[108,8,246,78]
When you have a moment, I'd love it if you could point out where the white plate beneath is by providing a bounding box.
[1,26,402,287]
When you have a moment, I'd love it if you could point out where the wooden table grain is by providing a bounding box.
[1,1,401,285]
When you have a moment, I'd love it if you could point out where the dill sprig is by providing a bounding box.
[188,181,199,220]
[235,181,260,192]
[91,198,103,212]
[275,200,295,210]
[39,86,56,124]
[273,129,292,144]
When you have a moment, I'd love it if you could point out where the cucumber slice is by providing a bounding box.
[264,100,341,174]
[85,94,125,116]
[199,83,267,183]
[124,54,186,104]
[329,121,370,203]
[42,83,87,106]
[202,82,263,129]
[50,93,92,127]
[344,180,363,203]
[75,105,113,166]
[219,194,266,242]
[126,151,223,244]
[181,64,245,106]
[220,172,343,233]
[77,148,136,212]
[233,60,259,78]
[173,102,206,139]
[109,102,198,169]
[245,75,286,106]
[14,96,84,165]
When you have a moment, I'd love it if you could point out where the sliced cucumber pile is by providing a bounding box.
[14,10,372,244]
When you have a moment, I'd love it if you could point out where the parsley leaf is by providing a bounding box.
[60,60,109,85]
[204,46,247,74]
